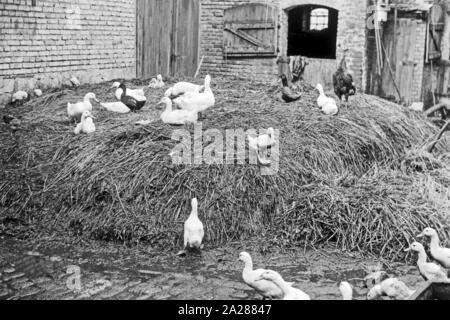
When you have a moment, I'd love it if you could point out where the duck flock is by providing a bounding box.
[3,55,449,300]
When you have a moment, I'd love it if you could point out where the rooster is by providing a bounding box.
[333,50,356,102]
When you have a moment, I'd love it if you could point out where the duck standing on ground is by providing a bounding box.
[159,97,198,125]
[74,111,96,135]
[418,228,450,269]
[239,252,292,300]
[367,278,415,300]
[148,75,165,89]
[333,49,356,102]
[182,198,204,253]
[165,82,204,100]
[280,75,301,103]
[173,75,215,118]
[316,84,339,116]
[112,82,146,101]
[67,92,98,123]
[405,242,449,282]
[118,84,146,112]
[339,282,353,300]
[255,270,310,300]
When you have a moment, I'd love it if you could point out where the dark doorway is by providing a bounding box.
[287,5,338,59]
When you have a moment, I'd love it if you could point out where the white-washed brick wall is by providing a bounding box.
[0,0,136,104]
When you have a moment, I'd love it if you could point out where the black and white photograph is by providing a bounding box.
[0,0,450,308]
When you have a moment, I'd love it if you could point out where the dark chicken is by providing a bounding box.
[280,75,301,103]
[333,50,356,102]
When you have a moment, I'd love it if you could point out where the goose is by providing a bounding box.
[118,84,146,112]
[148,75,165,89]
[183,198,204,251]
[316,84,339,116]
[255,270,310,300]
[339,282,353,300]
[74,111,96,135]
[280,75,301,103]
[67,92,98,123]
[100,101,131,114]
[165,82,204,100]
[405,242,449,282]
[367,278,415,300]
[12,91,28,103]
[159,97,198,125]
[239,252,294,300]
[418,228,450,268]
[112,82,146,101]
[248,128,276,152]
[173,75,215,116]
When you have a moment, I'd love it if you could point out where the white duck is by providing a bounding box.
[74,111,96,135]
[173,75,215,114]
[70,76,81,87]
[248,128,276,151]
[112,82,146,101]
[405,242,449,282]
[34,89,43,97]
[149,75,165,89]
[159,97,198,125]
[12,91,28,103]
[418,228,450,268]
[367,278,415,300]
[316,84,339,116]
[239,252,293,300]
[67,92,98,123]
[339,282,353,300]
[255,270,310,300]
[100,102,130,114]
[184,198,204,251]
[165,82,204,99]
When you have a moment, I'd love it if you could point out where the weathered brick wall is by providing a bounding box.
[199,0,369,90]
[0,0,136,104]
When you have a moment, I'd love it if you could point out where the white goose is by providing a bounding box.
[74,111,96,135]
[149,75,165,89]
[165,82,204,99]
[184,198,204,251]
[339,282,353,300]
[112,82,146,101]
[367,278,415,300]
[255,270,310,300]
[100,101,130,114]
[239,252,293,300]
[68,92,98,123]
[159,97,198,125]
[418,228,450,268]
[405,242,449,282]
[173,75,215,114]
[316,84,339,116]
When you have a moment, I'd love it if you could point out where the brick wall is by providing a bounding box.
[199,0,369,90]
[0,0,136,104]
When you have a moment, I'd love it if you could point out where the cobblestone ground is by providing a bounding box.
[0,234,425,300]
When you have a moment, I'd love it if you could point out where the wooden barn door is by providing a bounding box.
[380,19,419,104]
[136,0,200,78]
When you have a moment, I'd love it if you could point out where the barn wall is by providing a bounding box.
[199,0,368,89]
[0,0,136,105]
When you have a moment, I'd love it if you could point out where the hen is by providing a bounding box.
[333,50,356,102]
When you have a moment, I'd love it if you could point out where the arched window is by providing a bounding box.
[288,5,338,59]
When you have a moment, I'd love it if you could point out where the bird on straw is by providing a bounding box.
[405,242,449,282]
[333,49,356,103]
[280,74,301,103]
[74,110,96,135]
[178,198,204,256]
[418,227,450,269]
[3,114,22,131]
[255,269,310,300]
[118,83,146,112]
[339,282,353,300]
[367,278,415,300]
[239,252,295,300]
[11,91,29,105]
[148,74,165,89]
[67,92,99,123]
[111,82,146,101]
[159,97,198,125]
[173,75,215,119]
[165,81,204,100]
[316,84,339,116]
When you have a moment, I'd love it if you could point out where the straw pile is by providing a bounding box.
[1,76,449,260]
